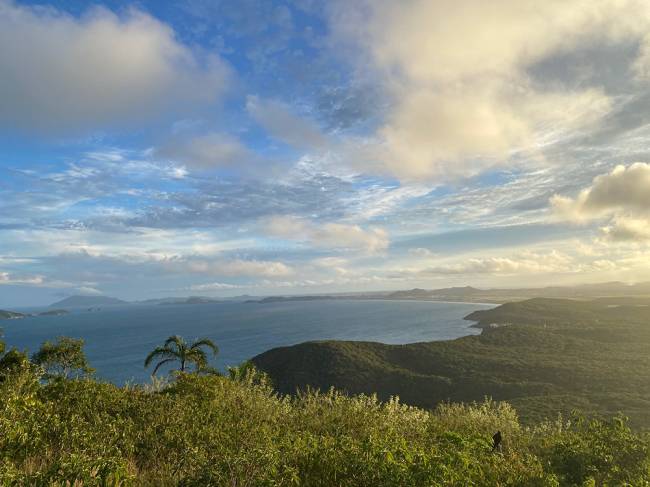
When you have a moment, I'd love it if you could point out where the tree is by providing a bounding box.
[31,336,94,379]
[0,348,30,373]
[0,331,32,380]
[144,335,219,376]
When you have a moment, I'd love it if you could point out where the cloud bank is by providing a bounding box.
[552,163,650,241]
[0,1,230,135]
[266,215,389,253]
[332,0,650,181]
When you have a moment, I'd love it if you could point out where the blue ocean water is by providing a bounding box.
[1,300,493,384]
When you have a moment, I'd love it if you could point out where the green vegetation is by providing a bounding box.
[253,298,650,427]
[2,299,650,484]
[2,359,650,485]
[144,335,219,375]
[31,336,94,380]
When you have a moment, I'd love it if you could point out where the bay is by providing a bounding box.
[2,300,493,384]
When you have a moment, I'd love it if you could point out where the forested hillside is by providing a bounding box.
[253,298,650,426]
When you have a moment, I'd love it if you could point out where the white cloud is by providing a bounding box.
[311,257,350,275]
[188,282,245,291]
[602,216,650,242]
[0,1,230,135]
[181,258,294,278]
[0,270,72,288]
[246,95,327,149]
[155,132,255,169]
[408,248,436,258]
[311,257,348,268]
[330,0,650,181]
[392,250,575,277]
[552,163,650,221]
[75,286,103,296]
[552,163,650,242]
[427,252,573,275]
[266,215,389,253]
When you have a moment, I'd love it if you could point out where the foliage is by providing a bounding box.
[0,360,648,485]
[2,299,650,485]
[31,336,94,379]
[144,335,219,376]
[252,298,650,426]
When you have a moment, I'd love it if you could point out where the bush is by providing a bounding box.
[0,364,648,485]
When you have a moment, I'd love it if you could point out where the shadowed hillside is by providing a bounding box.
[253,298,650,426]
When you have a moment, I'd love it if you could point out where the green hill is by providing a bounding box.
[253,298,650,426]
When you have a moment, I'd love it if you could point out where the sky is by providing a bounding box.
[3,0,650,306]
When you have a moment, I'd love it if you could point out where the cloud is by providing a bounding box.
[602,216,650,241]
[394,250,575,277]
[177,258,294,278]
[408,248,436,258]
[188,282,245,291]
[311,257,349,275]
[0,1,230,135]
[551,163,650,221]
[551,163,650,242]
[329,0,650,181]
[155,132,255,169]
[0,270,70,287]
[75,286,103,296]
[266,215,389,253]
[246,95,327,149]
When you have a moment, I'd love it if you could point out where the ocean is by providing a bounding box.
[1,300,493,384]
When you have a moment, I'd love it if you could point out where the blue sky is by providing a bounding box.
[3,0,650,306]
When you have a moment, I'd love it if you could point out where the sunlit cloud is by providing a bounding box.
[0,1,231,135]
[4,0,650,304]
[265,215,389,254]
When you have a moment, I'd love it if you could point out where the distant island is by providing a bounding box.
[158,296,221,305]
[0,310,28,320]
[246,281,650,305]
[49,295,127,308]
[37,309,70,317]
[5,281,649,313]
[0,309,70,320]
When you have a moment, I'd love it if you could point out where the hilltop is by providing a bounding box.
[253,297,650,426]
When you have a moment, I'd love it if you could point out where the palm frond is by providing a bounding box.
[144,345,177,368]
[190,337,219,356]
[151,357,177,376]
[164,335,187,351]
[186,348,208,370]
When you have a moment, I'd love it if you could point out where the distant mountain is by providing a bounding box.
[158,296,220,305]
[0,310,27,320]
[137,295,256,305]
[387,286,481,300]
[250,295,338,304]
[49,296,126,308]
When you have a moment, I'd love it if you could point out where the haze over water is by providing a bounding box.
[2,300,492,384]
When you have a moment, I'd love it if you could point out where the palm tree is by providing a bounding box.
[144,335,219,376]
